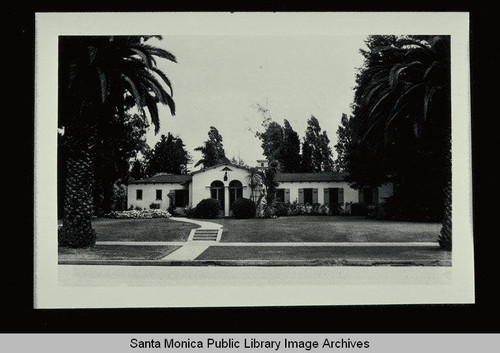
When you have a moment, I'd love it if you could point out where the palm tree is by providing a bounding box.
[357,36,451,250]
[247,161,280,217]
[58,36,176,247]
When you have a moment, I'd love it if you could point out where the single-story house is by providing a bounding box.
[127,161,393,216]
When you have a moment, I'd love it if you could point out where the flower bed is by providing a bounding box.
[104,209,171,219]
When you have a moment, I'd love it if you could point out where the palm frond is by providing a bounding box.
[129,48,153,68]
[368,91,391,118]
[423,60,446,81]
[423,85,440,121]
[151,67,174,96]
[140,71,175,115]
[140,44,177,63]
[389,61,424,89]
[363,82,385,105]
[392,82,424,114]
[144,93,160,134]
[396,38,429,50]
[121,73,145,115]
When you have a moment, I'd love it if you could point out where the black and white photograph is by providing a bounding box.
[34,12,473,309]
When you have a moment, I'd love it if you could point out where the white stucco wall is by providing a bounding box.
[126,169,394,215]
[127,183,186,211]
[276,181,359,205]
[276,181,394,206]
[190,165,252,207]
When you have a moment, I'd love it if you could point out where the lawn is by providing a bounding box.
[195,245,450,265]
[59,245,181,261]
[210,216,441,243]
[91,217,199,242]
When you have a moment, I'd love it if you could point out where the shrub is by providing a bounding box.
[104,209,171,219]
[263,206,276,219]
[184,205,196,218]
[111,182,127,211]
[149,202,161,210]
[367,204,387,220]
[194,198,221,219]
[289,201,305,216]
[231,198,256,219]
[318,204,330,215]
[330,204,344,215]
[273,202,289,217]
[350,202,368,216]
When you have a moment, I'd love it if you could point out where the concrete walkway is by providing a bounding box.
[160,243,212,261]
[160,217,223,260]
[169,217,223,229]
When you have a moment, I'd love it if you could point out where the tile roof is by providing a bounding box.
[129,174,192,184]
[129,170,348,184]
[190,162,251,175]
[276,172,348,183]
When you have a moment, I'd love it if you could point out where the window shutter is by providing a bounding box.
[358,189,364,203]
[338,188,344,205]
[284,189,290,203]
[372,188,379,204]
[312,188,318,203]
[324,188,330,204]
[298,188,304,204]
[169,190,175,208]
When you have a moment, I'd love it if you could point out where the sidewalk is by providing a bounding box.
[59,241,450,266]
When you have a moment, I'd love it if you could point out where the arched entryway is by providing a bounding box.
[229,180,243,211]
[210,180,225,210]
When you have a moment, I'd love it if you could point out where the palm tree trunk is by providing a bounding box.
[438,179,452,250]
[58,132,96,248]
[438,125,452,251]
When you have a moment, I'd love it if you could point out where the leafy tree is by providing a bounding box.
[281,120,302,173]
[256,120,284,164]
[194,126,229,168]
[252,102,301,172]
[58,35,176,247]
[91,112,150,215]
[303,115,334,172]
[333,113,353,172]
[347,35,451,249]
[130,159,146,180]
[300,140,314,173]
[145,133,191,175]
[229,156,249,168]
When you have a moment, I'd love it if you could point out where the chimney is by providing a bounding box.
[256,159,268,170]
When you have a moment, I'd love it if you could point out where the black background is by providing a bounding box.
[4,3,496,334]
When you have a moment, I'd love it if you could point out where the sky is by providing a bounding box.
[144,34,368,170]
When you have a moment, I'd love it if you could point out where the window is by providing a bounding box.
[136,189,143,200]
[156,190,162,200]
[229,180,243,209]
[326,188,344,205]
[276,189,285,202]
[210,180,225,209]
[303,188,313,205]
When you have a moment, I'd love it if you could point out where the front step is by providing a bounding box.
[189,228,221,242]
